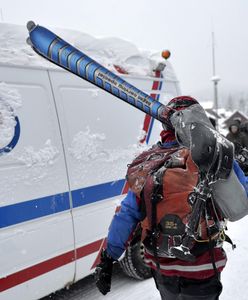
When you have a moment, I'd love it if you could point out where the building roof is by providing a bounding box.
[223,110,248,127]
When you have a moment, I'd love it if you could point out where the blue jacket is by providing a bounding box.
[107,148,248,260]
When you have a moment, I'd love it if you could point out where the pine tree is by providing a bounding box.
[239,96,246,114]
[227,94,234,111]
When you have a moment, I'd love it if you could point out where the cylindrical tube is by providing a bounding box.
[27,22,167,123]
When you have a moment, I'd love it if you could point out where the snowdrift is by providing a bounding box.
[0,23,177,81]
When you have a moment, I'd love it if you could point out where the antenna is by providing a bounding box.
[211,31,220,130]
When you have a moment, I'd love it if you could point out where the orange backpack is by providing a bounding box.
[126,143,220,258]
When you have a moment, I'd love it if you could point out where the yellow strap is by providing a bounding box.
[194,231,223,243]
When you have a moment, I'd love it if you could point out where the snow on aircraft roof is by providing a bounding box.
[0,23,178,80]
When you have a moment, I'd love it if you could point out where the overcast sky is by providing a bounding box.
[0,0,248,106]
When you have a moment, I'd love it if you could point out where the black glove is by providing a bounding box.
[95,249,114,295]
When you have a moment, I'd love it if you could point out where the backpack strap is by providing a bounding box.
[170,179,211,262]
[204,202,219,276]
[150,165,168,271]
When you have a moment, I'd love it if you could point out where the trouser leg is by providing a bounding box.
[152,271,222,300]
[179,275,223,300]
[152,270,180,300]
[158,287,179,300]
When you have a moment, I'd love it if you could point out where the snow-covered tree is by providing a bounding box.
[227,94,234,111]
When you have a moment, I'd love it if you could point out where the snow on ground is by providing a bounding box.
[220,217,248,300]
[42,265,160,300]
[0,23,178,81]
[42,217,248,300]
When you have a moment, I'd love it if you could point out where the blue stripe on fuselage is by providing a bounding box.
[0,179,125,229]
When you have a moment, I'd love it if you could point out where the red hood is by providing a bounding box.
[160,130,176,143]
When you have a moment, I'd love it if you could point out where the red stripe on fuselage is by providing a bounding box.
[76,239,102,260]
[152,81,159,91]
[139,71,162,144]
[121,181,129,195]
[0,239,103,292]
[90,239,107,269]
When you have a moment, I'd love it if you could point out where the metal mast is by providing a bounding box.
[211,31,220,130]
